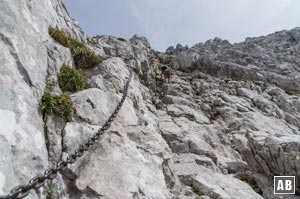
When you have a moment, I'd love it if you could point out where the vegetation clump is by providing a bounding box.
[234,173,260,191]
[48,27,69,47]
[49,27,102,68]
[43,183,58,199]
[192,185,204,196]
[58,64,87,92]
[40,91,74,118]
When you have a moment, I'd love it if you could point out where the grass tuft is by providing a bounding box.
[48,27,69,47]
[71,45,102,69]
[43,183,58,199]
[58,64,88,92]
[49,26,103,68]
[192,185,204,196]
[234,174,259,189]
[40,92,74,118]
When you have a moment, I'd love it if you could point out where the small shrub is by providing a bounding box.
[52,93,74,118]
[40,92,74,118]
[192,185,203,196]
[40,91,55,116]
[71,46,102,69]
[58,65,87,92]
[48,27,102,68]
[286,89,296,95]
[43,183,57,199]
[48,27,69,47]
[45,76,52,92]
[234,174,259,189]
[68,37,85,49]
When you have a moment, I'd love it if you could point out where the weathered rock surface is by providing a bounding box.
[1,0,300,199]
[0,0,84,198]
[172,29,300,93]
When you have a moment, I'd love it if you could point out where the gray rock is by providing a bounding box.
[2,0,300,198]
[0,0,83,197]
[167,104,210,124]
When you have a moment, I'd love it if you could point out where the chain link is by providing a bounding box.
[0,68,133,199]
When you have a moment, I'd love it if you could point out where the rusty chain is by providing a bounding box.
[0,67,133,199]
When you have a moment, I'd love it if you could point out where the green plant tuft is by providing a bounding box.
[49,27,103,68]
[192,185,203,196]
[234,174,259,189]
[43,183,57,199]
[53,93,74,117]
[40,92,74,118]
[58,64,88,92]
[48,27,69,47]
[71,45,102,69]
[286,89,297,95]
[40,91,55,116]
[45,76,53,92]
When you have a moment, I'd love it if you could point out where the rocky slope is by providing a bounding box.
[0,1,300,199]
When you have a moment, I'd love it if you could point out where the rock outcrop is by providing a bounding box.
[0,0,300,199]
[0,0,84,198]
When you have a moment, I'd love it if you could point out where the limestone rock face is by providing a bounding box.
[173,29,300,93]
[1,1,300,199]
[0,0,83,198]
[89,34,159,91]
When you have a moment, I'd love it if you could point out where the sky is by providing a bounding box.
[65,0,300,51]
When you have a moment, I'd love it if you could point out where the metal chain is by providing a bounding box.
[0,67,133,199]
